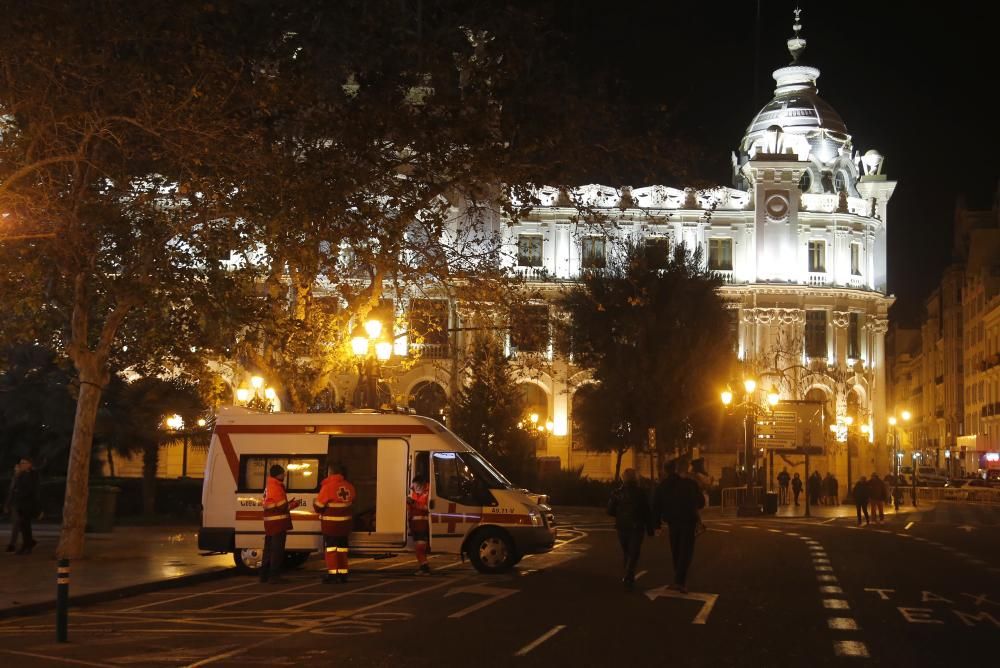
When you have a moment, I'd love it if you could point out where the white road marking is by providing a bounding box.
[121,580,259,612]
[822,517,838,524]
[283,579,395,611]
[815,565,833,572]
[817,575,838,582]
[828,617,859,630]
[823,599,850,609]
[514,625,567,656]
[446,584,519,619]
[821,586,843,594]
[706,527,730,533]
[634,570,648,581]
[189,575,475,667]
[0,649,114,667]
[957,525,976,532]
[201,581,320,611]
[645,587,719,624]
[767,529,782,533]
[377,558,420,570]
[833,640,870,657]
[905,521,914,530]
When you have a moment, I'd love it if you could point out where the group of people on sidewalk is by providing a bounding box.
[258,462,432,584]
[607,458,705,593]
[4,456,39,555]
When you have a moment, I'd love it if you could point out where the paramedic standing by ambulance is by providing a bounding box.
[261,464,300,583]
[408,476,431,575]
[314,463,356,584]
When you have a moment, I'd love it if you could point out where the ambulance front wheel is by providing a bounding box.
[233,547,264,574]
[467,528,516,574]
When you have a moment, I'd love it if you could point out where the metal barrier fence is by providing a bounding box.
[912,486,1000,506]
[720,486,764,515]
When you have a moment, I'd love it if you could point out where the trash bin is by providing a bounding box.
[763,492,779,515]
[86,485,121,533]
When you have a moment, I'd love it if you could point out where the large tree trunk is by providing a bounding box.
[614,448,626,481]
[142,442,159,516]
[57,358,106,559]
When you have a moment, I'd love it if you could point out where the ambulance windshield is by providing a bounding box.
[464,452,512,489]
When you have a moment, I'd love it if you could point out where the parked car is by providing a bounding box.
[914,466,948,487]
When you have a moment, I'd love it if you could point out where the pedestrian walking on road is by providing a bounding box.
[314,462,356,584]
[867,473,886,523]
[408,476,431,575]
[911,473,918,507]
[791,473,802,507]
[260,464,300,583]
[777,468,791,505]
[5,457,39,555]
[831,474,840,505]
[808,470,822,506]
[853,475,870,526]
[607,468,654,590]
[653,458,705,594]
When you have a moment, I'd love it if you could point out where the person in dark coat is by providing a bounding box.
[791,473,803,507]
[853,475,870,526]
[5,457,40,554]
[776,468,791,505]
[607,468,654,590]
[808,471,823,506]
[653,458,705,593]
[822,472,835,505]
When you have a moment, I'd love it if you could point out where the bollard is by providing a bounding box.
[56,559,70,642]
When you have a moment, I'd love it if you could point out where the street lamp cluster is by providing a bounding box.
[235,375,278,411]
[721,378,780,515]
[162,414,209,478]
[888,409,913,508]
[351,318,406,410]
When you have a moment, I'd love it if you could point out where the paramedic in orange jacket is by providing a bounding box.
[314,462,356,584]
[261,464,301,583]
[407,475,430,575]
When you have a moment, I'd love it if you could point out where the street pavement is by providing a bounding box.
[0,504,997,667]
[0,524,232,614]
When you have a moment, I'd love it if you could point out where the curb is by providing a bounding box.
[0,567,236,620]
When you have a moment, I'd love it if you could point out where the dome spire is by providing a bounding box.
[787,6,807,63]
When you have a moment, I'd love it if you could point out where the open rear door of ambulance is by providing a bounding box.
[327,436,409,550]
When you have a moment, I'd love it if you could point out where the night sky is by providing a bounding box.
[557,1,998,323]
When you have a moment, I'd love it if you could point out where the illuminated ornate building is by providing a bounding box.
[356,10,895,482]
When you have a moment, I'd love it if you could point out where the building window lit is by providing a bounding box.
[517,234,543,267]
[708,238,733,271]
[808,240,826,273]
[805,310,827,359]
[850,242,862,276]
[581,237,606,269]
[848,312,861,359]
[644,236,670,268]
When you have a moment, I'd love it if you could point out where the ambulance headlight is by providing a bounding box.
[529,510,543,527]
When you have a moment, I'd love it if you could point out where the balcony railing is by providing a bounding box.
[408,343,451,359]
[848,276,865,289]
[513,266,551,281]
[808,272,829,286]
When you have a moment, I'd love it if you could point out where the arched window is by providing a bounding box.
[519,383,548,424]
[805,387,833,427]
[846,387,863,423]
[799,170,812,192]
[408,381,448,421]
[834,170,847,193]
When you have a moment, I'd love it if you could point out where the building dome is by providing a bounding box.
[739,9,852,162]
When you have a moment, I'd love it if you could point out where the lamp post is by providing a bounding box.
[722,377,765,516]
[235,375,278,412]
[351,318,401,410]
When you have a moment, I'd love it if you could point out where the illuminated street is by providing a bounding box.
[1,505,997,667]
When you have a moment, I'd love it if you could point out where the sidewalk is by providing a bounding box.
[0,523,233,617]
[771,501,930,520]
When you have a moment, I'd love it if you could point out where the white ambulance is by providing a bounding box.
[197,408,557,574]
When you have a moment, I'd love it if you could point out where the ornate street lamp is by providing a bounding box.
[352,318,406,409]
[721,378,767,516]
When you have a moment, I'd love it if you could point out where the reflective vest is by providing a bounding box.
[407,490,429,534]
[263,476,294,535]
[313,474,356,537]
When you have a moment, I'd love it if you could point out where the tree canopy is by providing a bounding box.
[559,239,735,478]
